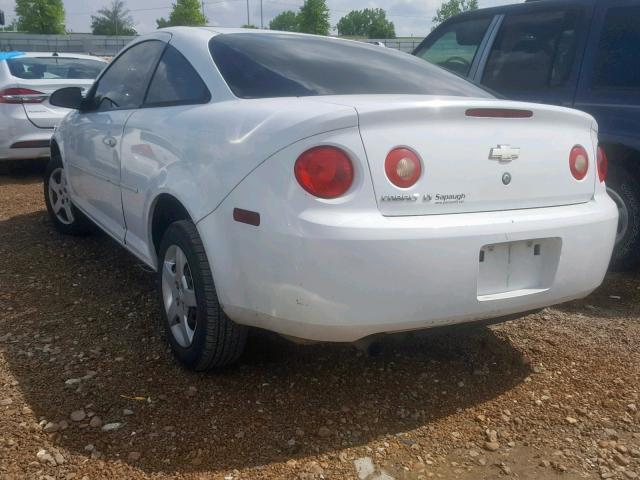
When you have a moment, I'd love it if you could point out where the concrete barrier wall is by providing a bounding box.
[0,33,424,56]
[0,33,135,56]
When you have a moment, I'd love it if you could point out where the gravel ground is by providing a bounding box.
[1,163,639,480]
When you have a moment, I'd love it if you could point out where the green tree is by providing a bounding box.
[156,0,206,28]
[432,0,478,29]
[15,0,65,34]
[242,24,258,29]
[91,0,136,36]
[298,0,329,36]
[269,10,299,32]
[337,8,395,38]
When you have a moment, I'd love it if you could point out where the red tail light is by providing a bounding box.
[0,88,47,104]
[569,145,589,181]
[385,148,422,188]
[597,146,608,183]
[294,146,354,199]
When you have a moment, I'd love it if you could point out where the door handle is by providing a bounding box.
[103,137,117,148]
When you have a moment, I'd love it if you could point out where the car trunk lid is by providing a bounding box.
[314,96,597,216]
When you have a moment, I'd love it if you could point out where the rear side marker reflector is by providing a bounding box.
[233,208,260,226]
[466,108,533,118]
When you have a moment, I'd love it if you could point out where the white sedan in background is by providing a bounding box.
[45,28,618,371]
[0,52,106,162]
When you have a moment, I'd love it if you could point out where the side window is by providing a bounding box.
[592,6,640,90]
[91,40,165,111]
[415,17,492,77]
[482,9,582,95]
[144,44,211,106]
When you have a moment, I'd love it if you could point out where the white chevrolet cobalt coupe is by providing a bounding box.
[45,28,618,371]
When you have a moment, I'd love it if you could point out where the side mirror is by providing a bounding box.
[50,87,84,110]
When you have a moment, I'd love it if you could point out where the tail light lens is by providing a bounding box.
[385,148,422,188]
[597,146,608,183]
[294,146,354,199]
[0,88,47,104]
[569,145,589,181]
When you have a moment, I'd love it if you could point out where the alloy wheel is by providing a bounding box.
[48,167,75,225]
[161,245,198,348]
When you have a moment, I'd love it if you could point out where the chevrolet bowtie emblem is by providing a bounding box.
[489,145,520,161]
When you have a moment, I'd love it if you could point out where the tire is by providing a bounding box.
[157,220,247,370]
[607,162,640,271]
[43,154,92,236]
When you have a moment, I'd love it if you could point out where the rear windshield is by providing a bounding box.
[7,57,106,80]
[209,33,491,99]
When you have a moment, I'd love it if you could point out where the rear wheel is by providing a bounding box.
[158,220,247,370]
[607,163,640,271]
[43,154,91,235]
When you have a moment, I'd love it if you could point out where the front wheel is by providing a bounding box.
[607,163,640,271]
[43,154,91,236]
[158,220,247,370]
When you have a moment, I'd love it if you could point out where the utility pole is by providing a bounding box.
[260,0,263,29]
[201,1,205,17]
[246,0,250,26]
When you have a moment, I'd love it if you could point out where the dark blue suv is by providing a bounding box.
[414,0,640,270]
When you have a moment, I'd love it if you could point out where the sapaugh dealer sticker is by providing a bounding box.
[434,193,466,205]
[381,193,466,205]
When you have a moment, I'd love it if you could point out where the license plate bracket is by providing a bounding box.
[477,238,561,300]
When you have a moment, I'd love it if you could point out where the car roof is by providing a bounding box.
[161,25,348,40]
[0,51,108,62]
[444,0,598,20]
[159,26,388,51]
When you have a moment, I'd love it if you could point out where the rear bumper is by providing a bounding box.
[198,194,617,342]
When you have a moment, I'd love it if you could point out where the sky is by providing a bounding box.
[0,0,516,37]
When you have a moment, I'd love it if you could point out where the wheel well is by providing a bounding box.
[151,194,191,260]
[50,140,60,159]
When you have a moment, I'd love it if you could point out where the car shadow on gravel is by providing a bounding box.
[0,159,46,179]
[0,209,532,475]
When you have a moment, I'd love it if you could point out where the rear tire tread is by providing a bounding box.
[160,220,247,371]
[607,162,640,271]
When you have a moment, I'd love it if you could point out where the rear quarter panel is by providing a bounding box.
[119,98,357,266]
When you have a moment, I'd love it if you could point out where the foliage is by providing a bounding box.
[297,0,330,36]
[242,24,258,29]
[269,10,299,32]
[432,0,478,29]
[156,0,206,28]
[91,0,136,36]
[15,0,65,34]
[337,8,395,38]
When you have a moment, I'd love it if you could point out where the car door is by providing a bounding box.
[413,14,497,79]
[573,0,640,148]
[64,37,167,242]
[475,4,591,106]
[119,43,212,265]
